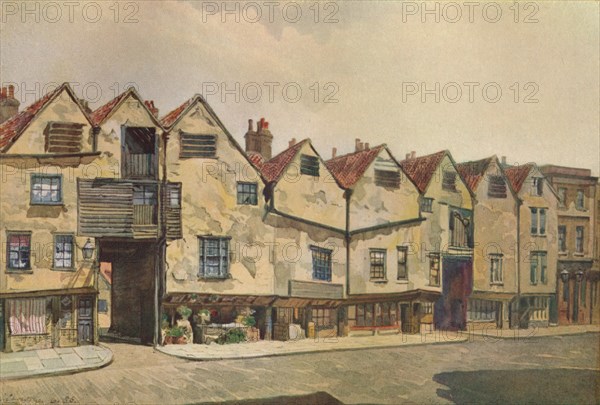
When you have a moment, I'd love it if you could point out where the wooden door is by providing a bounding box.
[78,296,94,345]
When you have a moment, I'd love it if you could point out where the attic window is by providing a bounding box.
[180,132,216,158]
[531,177,543,196]
[44,122,84,153]
[375,169,400,189]
[442,171,457,191]
[488,175,507,198]
[300,154,320,177]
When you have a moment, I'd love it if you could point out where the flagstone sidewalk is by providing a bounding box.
[0,345,112,380]
[158,324,600,361]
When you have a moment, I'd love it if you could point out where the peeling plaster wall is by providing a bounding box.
[519,168,558,295]
[349,224,426,294]
[0,93,100,294]
[164,103,275,296]
[472,160,519,294]
[273,142,346,231]
[349,149,420,231]
[7,93,94,155]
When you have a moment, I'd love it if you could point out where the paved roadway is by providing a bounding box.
[1,334,598,404]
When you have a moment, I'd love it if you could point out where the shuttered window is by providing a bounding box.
[45,122,84,153]
[442,171,457,191]
[375,169,400,188]
[300,154,320,177]
[180,133,217,158]
[488,175,507,198]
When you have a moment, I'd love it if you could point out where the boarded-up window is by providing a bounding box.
[442,171,457,191]
[180,133,217,158]
[300,154,320,177]
[488,175,507,198]
[375,169,400,188]
[45,122,84,153]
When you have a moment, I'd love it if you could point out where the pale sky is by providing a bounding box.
[1,1,598,174]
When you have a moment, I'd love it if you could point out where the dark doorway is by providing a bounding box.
[78,296,94,345]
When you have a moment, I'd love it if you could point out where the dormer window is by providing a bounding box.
[488,175,507,198]
[442,171,457,192]
[44,122,84,153]
[375,169,400,189]
[300,154,319,177]
[531,177,543,196]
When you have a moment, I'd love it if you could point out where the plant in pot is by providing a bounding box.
[168,325,187,344]
[242,315,260,342]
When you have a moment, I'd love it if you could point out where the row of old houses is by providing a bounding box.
[0,83,598,352]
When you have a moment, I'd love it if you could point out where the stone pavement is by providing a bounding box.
[158,330,470,360]
[158,324,600,361]
[0,345,112,380]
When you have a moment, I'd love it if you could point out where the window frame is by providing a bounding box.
[374,169,401,189]
[98,299,108,313]
[575,189,585,210]
[310,245,332,282]
[429,253,440,287]
[531,177,543,196]
[530,207,546,235]
[558,225,567,252]
[369,249,387,281]
[575,226,584,253]
[236,182,258,206]
[487,175,507,198]
[442,170,457,192]
[52,233,75,271]
[421,197,434,213]
[198,236,231,279]
[397,246,408,281]
[30,174,63,205]
[529,251,548,285]
[6,232,32,272]
[179,133,217,159]
[489,253,503,285]
[557,187,566,208]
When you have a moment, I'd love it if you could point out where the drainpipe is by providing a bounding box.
[515,198,523,329]
[344,189,353,297]
[154,131,169,347]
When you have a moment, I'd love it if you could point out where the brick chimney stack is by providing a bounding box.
[244,116,273,160]
[410,151,416,159]
[144,100,159,117]
[355,138,364,152]
[332,147,337,159]
[288,138,296,148]
[0,84,20,124]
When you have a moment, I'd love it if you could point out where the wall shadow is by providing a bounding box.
[193,391,344,405]
[434,368,599,404]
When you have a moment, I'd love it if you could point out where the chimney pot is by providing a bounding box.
[501,156,507,165]
[1,87,6,98]
[332,147,337,159]
[289,138,296,148]
[410,151,416,159]
[264,121,269,130]
[405,153,410,160]
[248,119,254,132]
[7,85,14,99]
[258,117,265,132]
[365,143,370,150]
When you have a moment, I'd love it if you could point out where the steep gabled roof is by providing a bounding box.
[161,94,268,184]
[90,87,163,129]
[160,97,195,129]
[456,157,495,191]
[260,139,310,183]
[0,83,94,153]
[325,145,386,189]
[247,152,265,169]
[504,164,534,193]
[399,150,447,193]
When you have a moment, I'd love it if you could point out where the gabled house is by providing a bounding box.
[260,137,347,340]
[79,88,181,345]
[0,83,100,352]
[400,150,475,331]
[158,96,280,342]
[504,163,559,327]
[326,143,426,334]
[457,156,520,329]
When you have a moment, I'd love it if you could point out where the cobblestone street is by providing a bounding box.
[1,333,598,404]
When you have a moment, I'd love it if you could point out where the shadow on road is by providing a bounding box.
[434,368,599,404]
[193,391,345,405]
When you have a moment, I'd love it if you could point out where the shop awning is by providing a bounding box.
[163,293,278,307]
[470,291,516,301]
[0,287,97,299]
[346,289,441,304]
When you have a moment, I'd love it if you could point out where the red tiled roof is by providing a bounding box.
[89,89,133,126]
[260,139,309,183]
[456,157,494,191]
[247,152,265,169]
[160,97,194,129]
[100,263,112,285]
[504,164,534,193]
[399,150,447,193]
[0,84,66,152]
[325,146,385,189]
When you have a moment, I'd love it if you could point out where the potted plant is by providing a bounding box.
[177,305,192,320]
[168,325,187,344]
[242,315,260,342]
